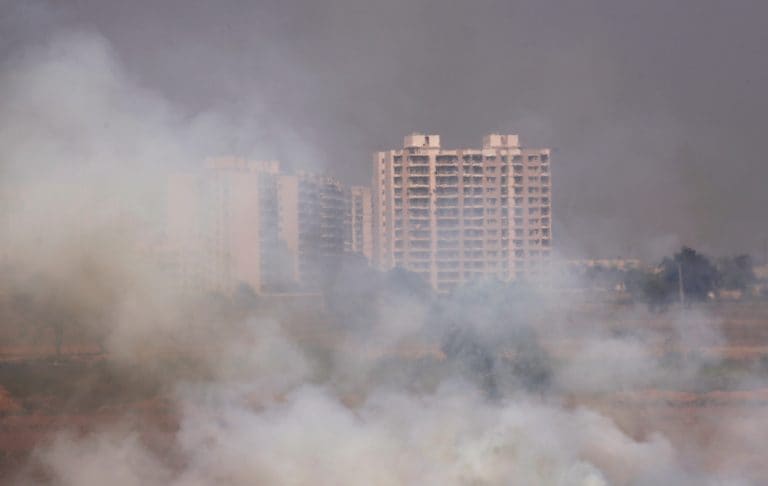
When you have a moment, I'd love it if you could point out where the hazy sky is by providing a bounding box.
[2,0,768,259]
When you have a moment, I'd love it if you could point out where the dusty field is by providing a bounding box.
[0,300,767,482]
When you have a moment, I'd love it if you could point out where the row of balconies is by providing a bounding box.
[405,166,429,174]
[391,187,549,203]
[392,173,551,186]
[435,198,459,207]
[390,154,548,167]
[391,235,547,247]
[436,166,459,174]
[393,208,551,224]
[392,249,552,261]
[390,213,550,227]
[407,187,430,196]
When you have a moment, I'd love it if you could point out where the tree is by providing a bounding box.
[642,272,673,312]
[660,247,720,303]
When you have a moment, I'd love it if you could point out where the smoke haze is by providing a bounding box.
[1,2,768,485]
[4,0,768,257]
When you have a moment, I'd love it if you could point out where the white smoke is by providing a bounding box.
[0,31,764,486]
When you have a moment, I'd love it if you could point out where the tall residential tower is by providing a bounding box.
[166,160,349,294]
[346,186,373,262]
[372,133,552,291]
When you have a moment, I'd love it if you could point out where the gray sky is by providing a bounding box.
[2,0,768,259]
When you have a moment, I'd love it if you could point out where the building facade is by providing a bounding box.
[166,159,351,295]
[372,133,552,292]
[346,185,373,262]
[277,172,348,289]
[166,158,282,294]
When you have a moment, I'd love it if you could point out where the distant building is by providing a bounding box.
[166,159,282,294]
[346,186,373,262]
[277,172,348,289]
[166,159,351,295]
[373,133,552,292]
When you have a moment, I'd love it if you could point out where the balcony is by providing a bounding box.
[408,155,429,164]
[409,251,431,259]
[435,187,459,196]
[408,187,430,196]
[408,166,430,175]
[409,230,431,239]
[437,240,460,249]
[409,240,431,249]
[408,209,430,218]
[435,197,459,208]
[437,250,460,259]
[435,166,459,174]
[408,198,430,208]
[437,230,460,239]
[436,176,459,185]
[437,261,460,270]
[408,176,430,186]
[436,208,459,217]
[437,218,460,228]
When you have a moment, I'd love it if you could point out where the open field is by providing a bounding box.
[1,299,768,481]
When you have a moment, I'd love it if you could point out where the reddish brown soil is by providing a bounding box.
[1,301,767,481]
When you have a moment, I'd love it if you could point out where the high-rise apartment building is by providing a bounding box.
[346,186,373,262]
[166,158,282,294]
[277,172,348,289]
[372,133,552,292]
[166,159,350,294]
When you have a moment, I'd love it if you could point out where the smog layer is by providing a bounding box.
[2,2,768,485]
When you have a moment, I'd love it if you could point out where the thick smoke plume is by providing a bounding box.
[0,30,766,486]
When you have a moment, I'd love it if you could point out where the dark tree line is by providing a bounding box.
[585,247,758,311]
